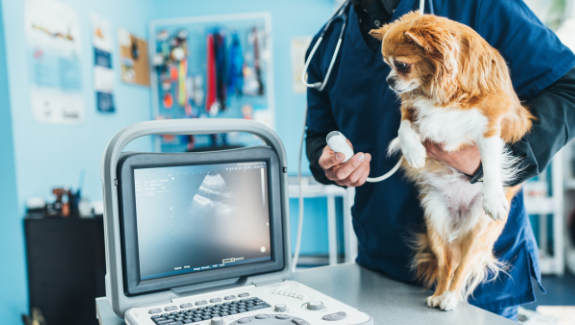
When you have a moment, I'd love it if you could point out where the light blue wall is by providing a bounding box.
[0,0,158,321]
[2,0,157,216]
[0,0,335,321]
[0,2,26,324]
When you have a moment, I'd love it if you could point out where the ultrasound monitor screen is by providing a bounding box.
[134,161,271,281]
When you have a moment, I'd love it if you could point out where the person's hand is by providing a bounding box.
[425,140,481,176]
[319,139,372,187]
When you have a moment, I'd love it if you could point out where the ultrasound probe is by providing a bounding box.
[326,131,403,183]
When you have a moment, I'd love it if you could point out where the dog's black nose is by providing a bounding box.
[386,76,397,87]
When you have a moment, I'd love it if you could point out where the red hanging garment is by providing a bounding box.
[205,33,217,112]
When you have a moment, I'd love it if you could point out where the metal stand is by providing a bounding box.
[288,177,358,266]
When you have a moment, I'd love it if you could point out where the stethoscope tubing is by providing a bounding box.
[301,1,349,90]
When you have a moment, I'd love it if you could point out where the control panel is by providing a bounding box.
[124,280,372,325]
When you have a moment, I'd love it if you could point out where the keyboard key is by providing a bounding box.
[149,308,162,314]
[210,298,222,303]
[152,316,166,321]
[292,319,308,325]
[180,303,193,309]
[155,320,173,325]
[195,300,208,306]
[248,304,270,311]
[322,312,347,321]
[238,293,250,298]
[276,314,290,320]
[255,314,270,319]
[238,317,251,324]
[224,295,236,300]
[165,306,178,312]
[193,318,202,323]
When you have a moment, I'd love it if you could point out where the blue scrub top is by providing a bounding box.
[306,0,575,310]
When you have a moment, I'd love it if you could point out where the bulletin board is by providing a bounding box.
[149,13,274,153]
[119,29,150,86]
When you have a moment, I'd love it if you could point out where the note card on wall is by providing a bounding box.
[25,0,84,124]
[91,14,115,113]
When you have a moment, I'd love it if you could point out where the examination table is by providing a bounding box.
[95,263,515,325]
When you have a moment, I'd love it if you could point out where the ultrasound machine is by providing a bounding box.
[100,119,372,325]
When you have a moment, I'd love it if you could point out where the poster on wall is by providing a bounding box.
[291,37,312,94]
[24,0,84,124]
[118,28,150,86]
[91,14,115,113]
[149,13,274,153]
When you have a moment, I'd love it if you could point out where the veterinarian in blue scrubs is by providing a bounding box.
[306,0,575,320]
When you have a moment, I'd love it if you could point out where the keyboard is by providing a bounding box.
[124,281,372,325]
[150,296,271,325]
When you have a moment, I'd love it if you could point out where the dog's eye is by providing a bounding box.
[395,62,409,71]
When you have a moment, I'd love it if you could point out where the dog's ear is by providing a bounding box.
[404,31,432,52]
[404,25,459,73]
[405,22,460,104]
[404,24,459,54]
[369,25,390,41]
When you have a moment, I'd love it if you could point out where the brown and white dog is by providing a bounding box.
[369,12,533,311]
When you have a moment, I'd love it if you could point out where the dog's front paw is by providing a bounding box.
[426,295,441,308]
[482,187,509,221]
[438,292,458,311]
[402,142,426,169]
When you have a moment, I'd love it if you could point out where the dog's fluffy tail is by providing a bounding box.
[411,232,505,300]
[411,232,438,289]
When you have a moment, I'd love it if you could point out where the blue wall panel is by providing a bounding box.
[0,1,26,323]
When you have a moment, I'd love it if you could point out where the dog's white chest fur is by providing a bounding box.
[412,99,488,152]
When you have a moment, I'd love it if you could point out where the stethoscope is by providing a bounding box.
[301,0,434,91]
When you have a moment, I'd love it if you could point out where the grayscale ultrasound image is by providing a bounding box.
[188,173,234,218]
[134,162,272,280]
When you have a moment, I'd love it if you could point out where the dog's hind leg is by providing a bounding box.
[425,225,456,308]
[438,232,478,311]
[439,219,506,311]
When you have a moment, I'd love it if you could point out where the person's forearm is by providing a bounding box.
[306,129,337,185]
[471,67,575,186]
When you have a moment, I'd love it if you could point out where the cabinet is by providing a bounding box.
[25,216,106,325]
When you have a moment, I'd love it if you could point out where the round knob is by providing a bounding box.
[307,301,324,311]
[274,304,287,312]
[211,317,224,325]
